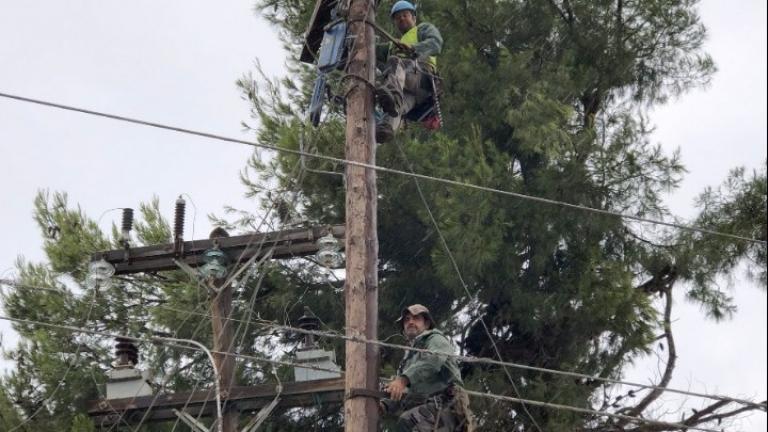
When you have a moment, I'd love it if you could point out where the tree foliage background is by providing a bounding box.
[1,0,765,431]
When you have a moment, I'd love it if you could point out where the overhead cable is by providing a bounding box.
[395,140,545,432]
[0,91,764,246]
[3,279,765,412]
[7,288,99,432]
[0,314,741,432]
[245,316,768,412]
[0,313,340,378]
[460,388,725,432]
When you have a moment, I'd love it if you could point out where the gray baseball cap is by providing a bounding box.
[396,304,435,330]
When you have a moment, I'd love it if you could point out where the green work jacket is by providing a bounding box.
[398,329,463,397]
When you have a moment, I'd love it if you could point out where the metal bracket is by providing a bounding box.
[173,409,210,432]
[226,249,274,289]
[173,258,202,281]
[173,258,221,294]
[241,383,283,432]
[242,368,283,432]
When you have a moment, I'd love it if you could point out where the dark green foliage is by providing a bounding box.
[1,190,349,430]
[236,0,762,430]
[1,1,764,431]
[672,164,767,319]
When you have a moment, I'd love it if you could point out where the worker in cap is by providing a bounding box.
[375,1,443,143]
[381,304,476,431]
[396,303,434,330]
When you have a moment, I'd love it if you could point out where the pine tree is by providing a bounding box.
[1,1,764,431]
[238,0,765,430]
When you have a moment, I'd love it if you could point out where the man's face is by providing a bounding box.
[392,10,416,35]
[403,312,428,340]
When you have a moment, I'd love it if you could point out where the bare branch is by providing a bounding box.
[617,281,677,425]
[696,400,768,424]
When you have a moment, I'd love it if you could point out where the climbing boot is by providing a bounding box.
[376,86,401,117]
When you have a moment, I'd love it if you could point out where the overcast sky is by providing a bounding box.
[0,1,765,430]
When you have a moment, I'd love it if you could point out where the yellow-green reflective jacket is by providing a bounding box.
[380,22,443,69]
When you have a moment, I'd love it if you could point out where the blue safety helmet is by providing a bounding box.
[390,0,416,17]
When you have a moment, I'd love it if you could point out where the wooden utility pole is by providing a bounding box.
[209,229,238,432]
[88,225,346,430]
[343,0,379,429]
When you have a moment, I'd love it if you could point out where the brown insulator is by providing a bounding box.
[115,337,139,366]
[173,197,186,256]
[121,208,134,235]
[297,306,321,348]
[174,197,185,241]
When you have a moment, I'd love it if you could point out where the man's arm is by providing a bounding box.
[413,23,443,60]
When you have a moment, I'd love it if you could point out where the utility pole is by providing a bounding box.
[208,228,238,432]
[88,223,346,430]
[343,0,379,428]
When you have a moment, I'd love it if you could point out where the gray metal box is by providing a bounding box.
[106,367,153,399]
[293,348,342,382]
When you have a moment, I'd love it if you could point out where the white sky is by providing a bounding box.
[0,0,765,430]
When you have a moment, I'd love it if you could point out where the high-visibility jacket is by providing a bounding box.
[380,22,442,69]
[399,24,438,68]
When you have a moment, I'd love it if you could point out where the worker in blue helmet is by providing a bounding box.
[375,0,443,143]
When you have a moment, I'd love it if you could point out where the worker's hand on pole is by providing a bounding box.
[385,376,409,401]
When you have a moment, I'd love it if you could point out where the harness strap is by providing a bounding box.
[432,403,445,432]
[346,387,387,400]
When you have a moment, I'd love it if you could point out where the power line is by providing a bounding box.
[244,316,768,412]
[4,279,765,412]
[0,314,742,432]
[0,273,218,432]
[135,232,279,432]
[0,313,340,378]
[0,91,764,246]
[5,313,225,432]
[7,288,99,432]
[156,160,309,432]
[460,388,725,432]
[112,209,306,430]
[395,140,545,432]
